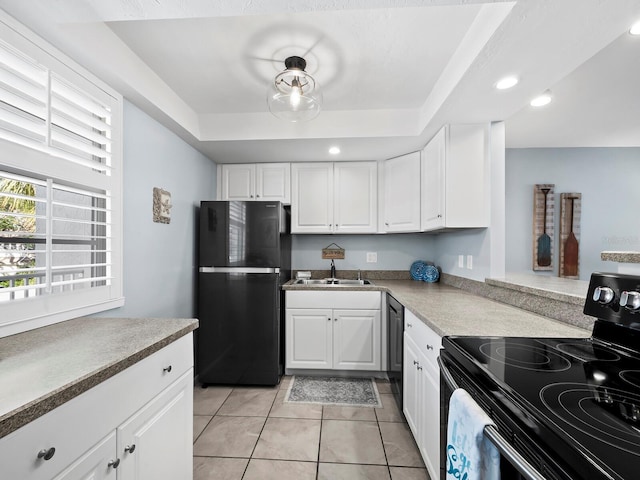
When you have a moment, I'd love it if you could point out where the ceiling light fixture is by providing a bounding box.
[630,20,640,35]
[495,76,519,90]
[530,91,552,107]
[267,56,322,122]
[329,146,340,155]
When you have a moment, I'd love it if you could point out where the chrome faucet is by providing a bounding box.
[330,259,336,279]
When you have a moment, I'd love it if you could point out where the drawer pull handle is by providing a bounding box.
[163,365,172,373]
[417,365,423,371]
[426,345,434,350]
[125,444,136,454]
[413,360,419,365]
[37,447,55,461]
[407,323,412,328]
[108,459,120,469]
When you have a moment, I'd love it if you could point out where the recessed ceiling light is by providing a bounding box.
[495,76,519,90]
[630,20,640,35]
[530,91,552,107]
[329,146,340,155]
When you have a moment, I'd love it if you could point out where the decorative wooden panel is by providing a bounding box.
[559,193,581,278]
[532,184,554,271]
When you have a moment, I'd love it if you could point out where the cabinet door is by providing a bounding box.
[334,162,377,233]
[383,152,421,232]
[333,309,381,370]
[419,366,440,480]
[221,164,255,200]
[286,308,333,369]
[421,126,446,231]
[291,163,334,233]
[52,432,117,480]
[256,163,291,204]
[403,333,421,437]
[118,370,193,480]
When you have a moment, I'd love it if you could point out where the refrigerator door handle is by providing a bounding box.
[199,267,280,274]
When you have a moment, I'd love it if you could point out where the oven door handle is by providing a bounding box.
[437,356,547,480]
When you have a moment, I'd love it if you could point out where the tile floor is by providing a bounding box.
[193,376,430,480]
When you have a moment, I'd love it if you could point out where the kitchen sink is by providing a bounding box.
[293,278,374,286]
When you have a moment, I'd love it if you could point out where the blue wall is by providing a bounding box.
[505,147,640,280]
[292,233,436,272]
[96,101,216,318]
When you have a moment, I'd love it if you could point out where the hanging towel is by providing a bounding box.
[446,388,501,480]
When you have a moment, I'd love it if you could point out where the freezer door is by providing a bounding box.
[197,272,282,385]
[199,201,282,267]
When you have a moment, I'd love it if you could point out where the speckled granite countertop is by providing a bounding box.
[601,251,640,263]
[485,274,588,306]
[0,317,198,440]
[283,279,589,338]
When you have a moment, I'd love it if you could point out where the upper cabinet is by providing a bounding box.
[382,152,421,233]
[421,125,489,232]
[291,162,377,234]
[219,163,291,204]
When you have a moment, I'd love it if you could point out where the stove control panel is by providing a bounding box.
[584,272,640,320]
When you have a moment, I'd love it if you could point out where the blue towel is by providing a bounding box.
[446,388,500,480]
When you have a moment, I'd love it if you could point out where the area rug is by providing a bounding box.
[284,376,381,407]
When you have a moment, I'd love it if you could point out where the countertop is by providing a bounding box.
[283,279,589,338]
[601,251,640,263]
[0,316,198,440]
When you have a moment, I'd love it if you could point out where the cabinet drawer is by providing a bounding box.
[286,290,381,309]
[404,310,441,370]
[0,333,193,480]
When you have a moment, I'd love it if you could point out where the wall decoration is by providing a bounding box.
[153,187,172,224]
[532,184,554,271]
[321,242,345,259]
[559,192,581,278]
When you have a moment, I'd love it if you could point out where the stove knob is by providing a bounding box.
[620,291,640,310]
[592,286,615,304]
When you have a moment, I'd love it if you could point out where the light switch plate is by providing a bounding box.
[366,252,378,263]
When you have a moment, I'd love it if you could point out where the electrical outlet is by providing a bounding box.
[366,252,378,263]
[467,255,473,270]
[458,255,464,268]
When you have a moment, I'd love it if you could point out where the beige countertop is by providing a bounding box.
[601,251,640,264]
[0,317,198,439]
[284,279,590,338]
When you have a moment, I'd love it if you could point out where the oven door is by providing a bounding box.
[438,354,551,480]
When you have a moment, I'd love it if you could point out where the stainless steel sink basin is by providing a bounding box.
[293,278,374,286]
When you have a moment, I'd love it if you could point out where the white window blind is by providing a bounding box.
[0,14,123,337]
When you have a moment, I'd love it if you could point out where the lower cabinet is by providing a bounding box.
[403,310,442,480]
[0,334,194,480]
[285,291,382,371]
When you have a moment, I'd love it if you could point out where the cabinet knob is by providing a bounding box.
[125,444,136,454]
[417,365,423,371]
[256,194,260,198]
[385,222,389,226]
[413,360,419,365]
[37,447,56,461]
[163,365,172,373]
[334,318,338,322]
[437,214,442,218]
[407,323,412,328]
[327,317,331,321]
[108,459,120,469]
[426,344,434,351]
[250,194,254,198]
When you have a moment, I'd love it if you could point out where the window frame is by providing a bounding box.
[0,12,123,338]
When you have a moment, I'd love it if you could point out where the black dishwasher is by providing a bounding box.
[387,294,404,413]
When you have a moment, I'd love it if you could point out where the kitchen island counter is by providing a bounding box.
[0,316,197,439]
[283,279,589,338]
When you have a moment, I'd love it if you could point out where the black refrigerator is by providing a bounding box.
[197,201,291,386]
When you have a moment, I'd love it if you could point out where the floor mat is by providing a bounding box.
[284,376,381,407]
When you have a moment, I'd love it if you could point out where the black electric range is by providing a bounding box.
[439,272,640,480]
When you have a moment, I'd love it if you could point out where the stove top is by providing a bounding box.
[442,273,640,480]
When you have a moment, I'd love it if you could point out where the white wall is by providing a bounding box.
[292,234,436,272]
[505,147,639,280]
[95,101,216,318]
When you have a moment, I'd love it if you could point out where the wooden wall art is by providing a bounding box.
[153,187,172,224]
[532,184,554,271]
[559,193,581,278]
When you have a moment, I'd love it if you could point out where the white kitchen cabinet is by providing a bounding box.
[285,291,382,371]
[382,151,421,232]
[421,124,489,231]
[0,334,194,480]
[403,310,441,480]
[53,432,117,480]
[219,163,291,204]
[291,162,377,233]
